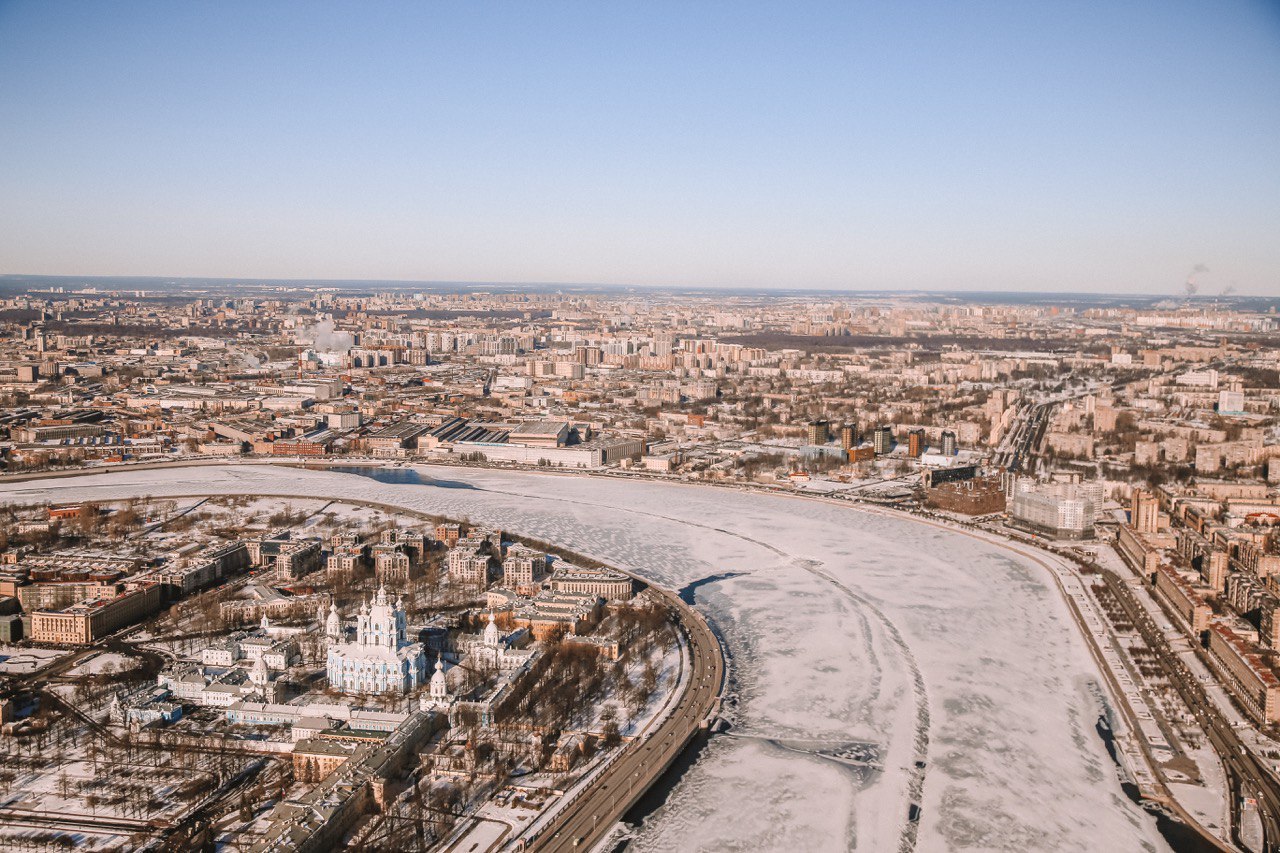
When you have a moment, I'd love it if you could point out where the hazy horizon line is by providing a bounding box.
[2,271,1273,302]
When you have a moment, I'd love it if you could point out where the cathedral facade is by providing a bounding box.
[325,586,427,694]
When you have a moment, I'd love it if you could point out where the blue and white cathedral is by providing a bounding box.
[325,586,427,694]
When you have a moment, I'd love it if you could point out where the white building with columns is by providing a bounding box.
[454,611,536,673]
[325,586,427,694]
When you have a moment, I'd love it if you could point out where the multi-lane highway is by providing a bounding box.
[990,362,1217,475]
[525,586,724,853]
[1096,566,1280,851]
[8,458,1247,851]
[832,501,1237,851]
[968,515,1280,851]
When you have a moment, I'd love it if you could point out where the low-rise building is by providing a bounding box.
[511,591,604,639]
[30,583,162,645]
[548,566,635,601]
[159,658,285,707]
[293,738,357,781]
[925,475,1006,515]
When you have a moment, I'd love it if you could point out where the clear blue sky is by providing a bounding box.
[1,1,1278,294]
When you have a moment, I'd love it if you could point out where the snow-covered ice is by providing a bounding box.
[0,464,1173,852]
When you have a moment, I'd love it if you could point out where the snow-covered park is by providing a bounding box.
[0,645,65,675]
[0,464,1172,852]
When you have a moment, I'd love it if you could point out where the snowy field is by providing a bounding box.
[0,645,65,675]
[65,651,140,677]
[0,464,1172,852]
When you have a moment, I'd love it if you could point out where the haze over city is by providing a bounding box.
[1,1,1279,293]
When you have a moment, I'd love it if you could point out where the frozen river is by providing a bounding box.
[0,464,1171,852]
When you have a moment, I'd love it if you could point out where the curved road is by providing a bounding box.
[529,588,723,853]
[0,462,1176,853]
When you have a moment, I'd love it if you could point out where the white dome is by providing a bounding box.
[429,654,448,701]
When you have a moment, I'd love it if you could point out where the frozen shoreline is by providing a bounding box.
[0,463,1173,852]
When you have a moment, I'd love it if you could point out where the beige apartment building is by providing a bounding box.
[31,584,162,645]
[549,567,635,601]
[501,547,548,592]
[1208,623,1280,725]
[1152,565,1212,634]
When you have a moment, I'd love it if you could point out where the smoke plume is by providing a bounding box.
[301,318,354,353]
[1184,263,1208,297]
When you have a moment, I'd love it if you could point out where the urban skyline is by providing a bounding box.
[0,274,1277,851]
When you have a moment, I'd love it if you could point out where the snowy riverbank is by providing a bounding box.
[0,463,1172,852]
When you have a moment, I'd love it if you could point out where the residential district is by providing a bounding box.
[0,280,1279,851]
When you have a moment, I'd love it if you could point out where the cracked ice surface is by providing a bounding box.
[0,465,1170,852]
